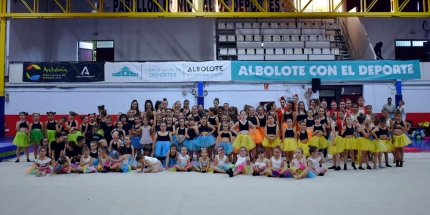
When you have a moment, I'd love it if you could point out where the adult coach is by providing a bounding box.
[381,97,396,119]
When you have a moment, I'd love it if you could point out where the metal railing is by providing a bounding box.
[338,17,355,59]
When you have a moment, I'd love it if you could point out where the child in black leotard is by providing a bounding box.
[13,112,30,162]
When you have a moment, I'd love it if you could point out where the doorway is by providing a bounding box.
[78,40,114,62]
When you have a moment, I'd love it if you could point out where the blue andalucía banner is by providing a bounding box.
[231,60,421,81]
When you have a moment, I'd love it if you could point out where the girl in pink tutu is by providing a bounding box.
[26,147,51,177]
[136,154,164,173]
[252,148,269,176]
[52,155,73,174]
[75,146,97,173]
[262,146,289,177]
[290,148,314,179]
[307,146,327,176]
[227,146,251,177]
[98,147,112,173]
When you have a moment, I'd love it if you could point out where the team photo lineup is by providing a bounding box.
[13,94,411,179]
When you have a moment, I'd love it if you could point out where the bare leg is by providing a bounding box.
[393,148,398,163]
[33,143,38,159]
[399,147,404,162]
[251,148,256,162]
[24,147,29,160]
[15,146,21,161]
[265,147,271,159]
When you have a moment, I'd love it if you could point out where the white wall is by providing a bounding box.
[345,17,375,60]
[9,18,214,62]
[5,82,430,115]
[360,18,428,60]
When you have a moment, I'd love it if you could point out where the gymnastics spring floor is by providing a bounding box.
[1,138,430,215]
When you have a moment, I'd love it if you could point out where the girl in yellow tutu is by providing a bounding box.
[281,101,297,136]
[28,113,44,160]
[262,114,281,158]
[247,106,262,161]
[356,115,373,170]
[378,118,393,167]
[297,121,310,157]
[231,110,256,157]
[13,112,30,162]
[341,116,356,170]
[391,111,411,167]
[282,118,297,167]
[328,114,343,171]
[370,118,390,170]
[309,116,328,151]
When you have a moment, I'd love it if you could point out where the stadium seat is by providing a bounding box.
[300,35,307,41]
[218,23,225,30]
[245,35,253,41]
[235,23,243,29]
[261,23,270,29]
[228,48,237,55]
[238,48,246,55]
[294,48,303,54]
[275,48,284,55]
[318,35,327,41]
[246,48,255,55]
[236,35,244,42]
[244,23,252,29]
[303,48,312,54]
[291,35,299,41]
[265,48,275,55]
[227,36,236,42]
[252,23,260,29]
[313,48,322,54]
[219,36,227,42]
[271,23,279,28]
[273,35,281,41]
[286,48,294,54]
[254,35,262,41]
[283,35,290,41]
[263,35,272,41]
[309,35,317,41]
[219,49,228,55]
[329,35,335,41]
[256,48,264,55]
[226,23,234,29]
[322,48,331,54]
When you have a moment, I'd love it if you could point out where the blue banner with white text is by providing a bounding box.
[231,60,421,81]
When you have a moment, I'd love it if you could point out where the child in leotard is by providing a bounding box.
[297,121,310,157]
[52,155,73,174]
[290,148,313,179]
[171,146,193,172]
[98,147,112,173]
[123,136,137,170]
[392,111,411,167]
[90,141,99,166]
[183,117,199,159]
[305,109,315,141]
[28,113,44,159]
[370,118,390,169]
[262,146,289,177]
[102,116,115,146]
[109,131,122,159]
[166,116,176,143]
[75,145,97,173]
[152,122,173,165]
[378,118,393,167]
[174,118,187,149]
[252,148,269,176]
[80,115,89,134]
[165,144,178,168]
[307,146,327,176]
[341,116,357,170]
[56,117,66,135]
[262,114,281,159]
[356,115,372,170]
[40,138,50,158]
[328,114,343,171]
[195,115,216,158]
[26,147,51,177]
[247,106,262,160]
[193,148,211,173]
[227,146,251,177]
[130,115,142,156]
[140,117,153,156]
[45,111,57,143]
[212,146,234,174]
[13,111,30,162]
[66,111,81,144]
[112,121,126,141]
[282,118,297,167]
[231,110,256,157]
[216,122,234,162]
[136,154,164,173]
[108,146,131,173]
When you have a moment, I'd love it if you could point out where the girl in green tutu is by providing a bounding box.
[13,112,30,162]
[44,112,57,144]
[28,113,44,160]
[66,111,82,144]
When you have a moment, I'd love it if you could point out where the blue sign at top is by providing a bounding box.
[231,60,421,81]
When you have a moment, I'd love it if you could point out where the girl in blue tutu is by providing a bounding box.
[166,117,176,145]
[108,146,131,173]
[28,113,44,160]
[216,122,234,162]
[109,131,122,159]
[183,117,199,159]
[175,118,187,149]
[123,136,137,170]
[13,111,30,162]
[152,122,173,165]
[89,141,99,166]
[130,115,142,156]
[165,144,178,169]
[195,115,216,158]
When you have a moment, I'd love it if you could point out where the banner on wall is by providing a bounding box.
[231,60,421,81]
[104,62,142,82]
[23,62,104,82]
[141,61,231,82]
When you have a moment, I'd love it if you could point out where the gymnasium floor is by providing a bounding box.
[1,139,430,215]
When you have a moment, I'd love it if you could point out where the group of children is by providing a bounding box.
[16,96,411,178]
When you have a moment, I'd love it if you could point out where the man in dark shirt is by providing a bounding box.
[74,136,85,164]
[51,133,65,162]
[374,42,384,60]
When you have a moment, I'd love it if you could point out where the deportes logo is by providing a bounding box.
[113,67,138,76]
[25,64,41,81]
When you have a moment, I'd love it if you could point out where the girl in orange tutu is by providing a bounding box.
[262,114,281,158]
[247,106,262,161]
[282,118,297,167]
[305,109,315,141]
[256,106,267,148]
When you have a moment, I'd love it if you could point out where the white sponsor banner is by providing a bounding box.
[141,61,231,82]
[105,62,142,82]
